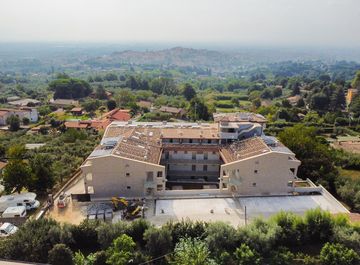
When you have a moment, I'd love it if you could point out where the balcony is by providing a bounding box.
[161,158,221,165]
[167,170,219,177]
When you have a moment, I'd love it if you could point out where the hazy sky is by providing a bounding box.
[0,0,359,47]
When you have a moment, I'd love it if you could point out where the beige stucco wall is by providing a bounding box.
[81,155,166,198]
[221,152,301,195]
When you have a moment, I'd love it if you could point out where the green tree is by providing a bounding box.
[234,244,262,265]
[182,83,197,101]
[144,227,173,258]
[48,244,74,265]
[320,243,359,265]
[106,234,136,265]
[272,87,283,98]
[6,115,20,131]
[95,85,107,100]
[304,208,334,243]
[2,145,31,193]
[189,97,210,121]
[205,221,238,256]
[49,78,92,99]
[22,117,30,125]
[330,87,346,111]
[107,99,117,111]
[171,238,217,265]
[269,247,294,265]
[310,93,329,111]
[29,154,54,194]
[351,70,360,90]
[278,125,337,186]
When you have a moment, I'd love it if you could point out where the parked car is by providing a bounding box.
[0,223,18,237]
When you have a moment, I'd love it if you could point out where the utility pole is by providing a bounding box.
[244,205,247,226]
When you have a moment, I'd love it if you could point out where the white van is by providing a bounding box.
[0,192,40,212]
[1,206,27,218]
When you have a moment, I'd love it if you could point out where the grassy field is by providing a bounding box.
[339,168,360,180]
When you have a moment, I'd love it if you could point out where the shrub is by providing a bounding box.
[304,208,334,243]
[234,243,262,265]
[144,227,173,257]
[320,243,360,265]
[48,244,74,265]
[205,221,238,256]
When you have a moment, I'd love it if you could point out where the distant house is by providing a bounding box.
[137,100,152,110]
[70,107,83,116]
[159,106,186,118]
[0,161,7,176]
[102,108,131,122]
[64,120,111,131]
[8,98,40,107]
[50,99,79,108]
[0,108,39,126]
[287,95,301,106]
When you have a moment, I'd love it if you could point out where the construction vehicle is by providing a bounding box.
[111,197,128,210]
[111,197,144,219]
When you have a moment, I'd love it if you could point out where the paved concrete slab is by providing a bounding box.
[148,194,349,227]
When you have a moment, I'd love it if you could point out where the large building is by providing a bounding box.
[81,112,302,199]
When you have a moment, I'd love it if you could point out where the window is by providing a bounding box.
[184,151,188,154]
[204,153,208,160]
[127,186,131,189]
[287,181,293,187]
[157,171,163,178]
[192,165,196,171]
[189,139,193,143]
[157,185,163,191]
[290,168,295,174]
[126,173,130,177]
[208,139,212,144]
[192,152,196,159]
[86,173,92,181]
[174,150,177,154]
[252,183,257,187]
[254,170,258,174]
[203,165,208,171]
[197,151,203,154]
[170,138,173,143]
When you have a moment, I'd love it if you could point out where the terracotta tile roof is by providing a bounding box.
[220,137,270,163]
[64,121,89,129]
[159,106,184,114]
[90,119,111,130]
[113,128,162,164]
[103,108,131,121]
[0,161,7,170]
[71,107,83,112]
[0,110,8,117]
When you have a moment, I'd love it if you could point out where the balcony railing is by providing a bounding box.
[161,158,221,165]
[167,170,219,177]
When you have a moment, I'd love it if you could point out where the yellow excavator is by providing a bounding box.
[111,197,144,219]
[111,197,128,210]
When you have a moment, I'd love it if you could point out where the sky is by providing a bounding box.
[0,0,359,48]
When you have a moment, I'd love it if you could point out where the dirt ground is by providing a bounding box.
[332,141,360,154]
[46,199,88,225]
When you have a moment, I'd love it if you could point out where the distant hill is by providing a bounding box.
[84,47,242,71]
